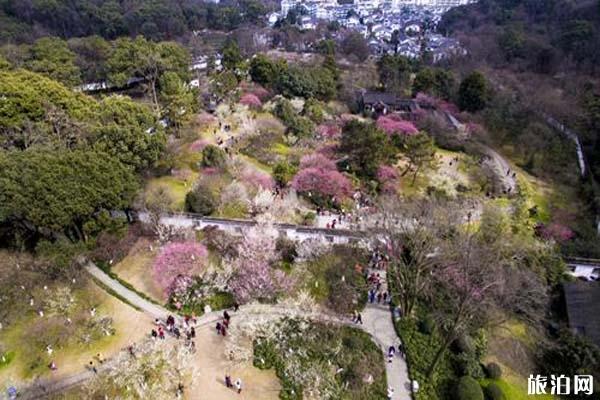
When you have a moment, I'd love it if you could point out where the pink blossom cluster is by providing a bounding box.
[535,223,575,243]
[250,86,270,101]
[240,93,262,108]
[241,168,275,190]
[299,153,337,171]
[292,154,352,200]
[316,144,339,159]
[228,229,293,304]
[229,262,293,304]
[202,167,219,175]
[377,115,419,136]
[190,139,210,152]
[152,242,208,293]
[167,275,194,300]
[377,165,399,194]
[316,123,341,138]
[415,92,436,108]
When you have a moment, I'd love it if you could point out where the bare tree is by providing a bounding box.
[426,220,547,377]
[377,198,461,318]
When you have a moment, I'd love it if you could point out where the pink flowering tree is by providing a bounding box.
[535,223,575,243]
[228,225,293,303]
[250,86,270,101]
[292,168,352,205]
[299,153,337,171]
[316,123,341,139]
[240,93,262,109]
[316,144,339,159]
[376,165,399,194]
[291,154,351,205]
[377,115,419,136]
[152,242,208,294]
[415,92,437,108]
[241,168,275,191]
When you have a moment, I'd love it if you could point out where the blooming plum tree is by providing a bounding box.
[228,223,293,303]
[299,153,337,171]
[240,93,262,109]
[292,154,351,203]
[376,115,419,136]
[241,168,275,191]
[152,242,208,293]
[376,165,399,194]
[291,168,352,202]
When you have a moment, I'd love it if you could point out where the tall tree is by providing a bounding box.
[93,96,166,171]
[26,37,81,86]
[427,221,546,377]
[402,132,438,185]
[381,198,459,317]
[0,149,138,242]
[107,37,190,112]
[340,120,395,179]
[159,71,197,130]
[221,39,243,71]
[458,71,489,112]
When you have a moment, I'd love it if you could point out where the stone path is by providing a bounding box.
[19,262,411,399]
[362,268,412,400]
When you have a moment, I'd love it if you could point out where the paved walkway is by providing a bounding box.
[20,263,411,399]
[362,304,411,399]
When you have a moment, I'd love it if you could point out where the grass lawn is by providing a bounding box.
[145,175,195,211]
[484,319,557,400]
[0,282,152,385]
[480,377,555,400]
[110,237,165,303]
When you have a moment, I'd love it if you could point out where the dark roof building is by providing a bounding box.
[563,281,600,348]
[359,90,421,117]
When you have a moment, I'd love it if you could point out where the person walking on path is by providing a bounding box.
[356,313,363,325]
[89,361,97,374]
[225,375,232,388]
[235,378,242,394]
[387,387,394,399]
[388,345,396,363]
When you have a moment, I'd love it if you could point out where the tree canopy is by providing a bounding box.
[93,96,166,171]
[0,149,138,243]
[340,120,395,179]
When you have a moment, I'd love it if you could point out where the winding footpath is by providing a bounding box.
[18,262,411,399]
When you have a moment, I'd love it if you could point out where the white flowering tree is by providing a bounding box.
[86,339,197,399]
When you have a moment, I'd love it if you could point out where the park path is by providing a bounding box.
[361,268,412,400]
[20,263,411,399]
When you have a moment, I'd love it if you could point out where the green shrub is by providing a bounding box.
[273,161,298,186]
[206,292,236,311]
[452,335,474,354]
[485,362,502,379]
[302,211,316,225]
[185,187,217,215]
[455,376,484,400]
[201,145,227,168]
[418,315,435,334]
[453,352,484,379]
[276,237,297,263]
[484,382,504,400]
